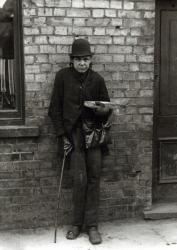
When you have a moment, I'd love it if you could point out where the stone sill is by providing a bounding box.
[0,126,39,138]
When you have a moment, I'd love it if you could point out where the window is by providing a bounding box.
[0,0,24,125]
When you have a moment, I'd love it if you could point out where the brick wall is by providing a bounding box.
[0,0,155,229]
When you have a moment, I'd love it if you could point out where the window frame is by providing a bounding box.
[0,0,25,125]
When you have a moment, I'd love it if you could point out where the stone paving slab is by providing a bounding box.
[0,218,177,250]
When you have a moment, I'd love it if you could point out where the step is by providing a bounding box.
[143,202,177,219]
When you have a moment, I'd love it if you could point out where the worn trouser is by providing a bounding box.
[70,125,101,228]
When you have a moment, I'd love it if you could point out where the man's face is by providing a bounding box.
[72,56,92,73]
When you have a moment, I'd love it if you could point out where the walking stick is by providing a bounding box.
[54,152,66,243]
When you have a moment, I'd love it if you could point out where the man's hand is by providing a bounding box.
[63,136,73,156]
[93,101,110,116]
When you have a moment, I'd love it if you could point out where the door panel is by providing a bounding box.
[153,0,177,202]
[160,11,177,115]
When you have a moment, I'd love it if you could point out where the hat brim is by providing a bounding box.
[69,53,94,57]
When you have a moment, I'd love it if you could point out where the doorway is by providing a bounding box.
[153,0,177,202]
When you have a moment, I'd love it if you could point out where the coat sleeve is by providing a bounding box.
[98,76,112,121]
[98,77,112,155]
[48,71,65,137]
[99,76,110,102]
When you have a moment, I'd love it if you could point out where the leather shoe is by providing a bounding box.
[66,225,80,240]
[88,227,102,244]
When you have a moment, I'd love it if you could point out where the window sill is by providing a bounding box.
[0,126,39,138]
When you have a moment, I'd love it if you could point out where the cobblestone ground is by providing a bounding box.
[1,218,177,250]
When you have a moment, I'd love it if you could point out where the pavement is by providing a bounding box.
[1,218,177,250]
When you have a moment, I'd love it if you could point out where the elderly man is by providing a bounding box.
[48,38,111,244]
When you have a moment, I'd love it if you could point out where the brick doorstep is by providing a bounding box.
[144,202,177,219]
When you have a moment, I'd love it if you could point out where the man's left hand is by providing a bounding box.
[93,101,110,116]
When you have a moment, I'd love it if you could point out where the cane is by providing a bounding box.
[54,151,66,243]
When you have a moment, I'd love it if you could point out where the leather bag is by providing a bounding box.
[82,120,111,149]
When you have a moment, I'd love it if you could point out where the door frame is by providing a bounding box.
[152,0,161,202]
[152,0,177,201]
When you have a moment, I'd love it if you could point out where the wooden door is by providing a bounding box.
[153,0,177,202]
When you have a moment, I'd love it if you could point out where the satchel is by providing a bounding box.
[82,120,112,149]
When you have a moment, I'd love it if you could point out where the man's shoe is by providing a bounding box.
[88,227,102,244]
[66,225,80,240]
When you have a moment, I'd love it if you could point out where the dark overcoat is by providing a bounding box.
[48,67,110,138]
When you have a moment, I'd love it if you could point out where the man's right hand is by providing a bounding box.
[62,136,73,156]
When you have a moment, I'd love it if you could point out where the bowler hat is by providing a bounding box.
[70,38,93,57]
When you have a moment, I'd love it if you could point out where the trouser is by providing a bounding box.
[70,125,101,228]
